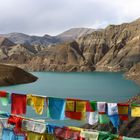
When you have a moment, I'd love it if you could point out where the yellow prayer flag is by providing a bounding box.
[65,100,75,111]
[27,94,33,106]
[27,94,45,115]
[131,106,140,117]
[81,112,87,121]
[27,131,46,140]
[45,134,55,140]
[118,106,129,115]
[76,101,86,112]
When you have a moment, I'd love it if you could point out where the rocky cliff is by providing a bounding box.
[14,18,140,74]
[17,41,95,72]
[78,18,140,72]
[0,64,37,86]
[125,62,140,85]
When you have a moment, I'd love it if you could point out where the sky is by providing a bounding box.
[0,0,140,36]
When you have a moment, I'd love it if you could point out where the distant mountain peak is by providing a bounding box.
[56,27,95,42]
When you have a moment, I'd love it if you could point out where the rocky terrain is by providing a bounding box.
[0,19,140,84]
[0,64,37,86]
[31,18,140,74]
[125,62,140,85]
[78,18,140,71]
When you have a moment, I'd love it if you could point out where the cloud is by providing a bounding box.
[0,0,140,35]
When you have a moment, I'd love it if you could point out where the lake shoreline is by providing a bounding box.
[3,63,140,87]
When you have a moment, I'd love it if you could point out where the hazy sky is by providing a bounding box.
[0,0,140,35]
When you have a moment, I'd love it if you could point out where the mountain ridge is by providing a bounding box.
[0,28,95,46]
[0,18,140,84]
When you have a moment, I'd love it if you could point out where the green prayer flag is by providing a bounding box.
[99,131,119,140]
[90,101,97,111]
[98,131,111,140]
[0,97,9,106]
[110,134,119,140]
[99,114,110,124]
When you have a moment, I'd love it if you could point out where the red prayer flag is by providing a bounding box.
[0,91,7,97]
[54,127,66,139]
[65,111,82,120]
[86,101,93,112]
[119,115,128,121]
[54,127,81,140]
[8,115,23,134]
[11,93,26,115]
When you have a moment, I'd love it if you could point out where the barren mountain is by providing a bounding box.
[0,37,47,63]
[78,18,140,71]
[0,33,59,46]
[17,18,140,71]
[0,28,95,46]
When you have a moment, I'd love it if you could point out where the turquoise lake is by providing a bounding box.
[0,72,140,125]
[0,72,140,102]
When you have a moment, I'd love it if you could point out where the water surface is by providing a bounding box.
[0,72,140,102]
